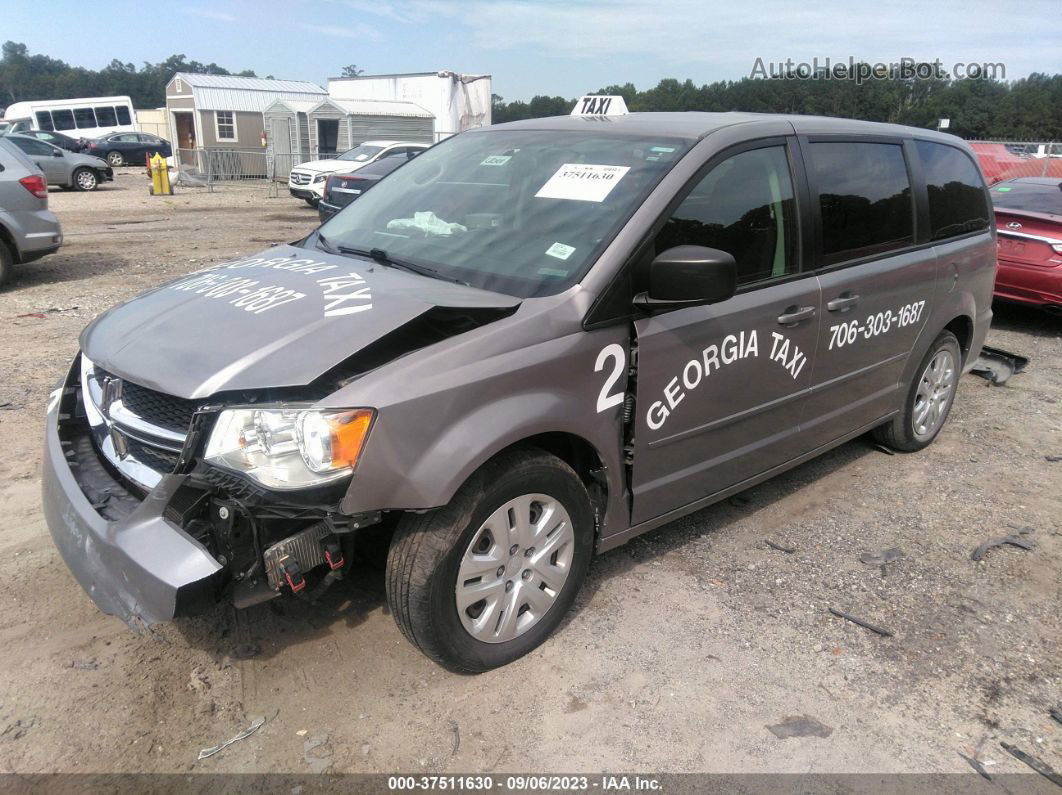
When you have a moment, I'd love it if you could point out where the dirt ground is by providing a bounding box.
[0,172,1059,777]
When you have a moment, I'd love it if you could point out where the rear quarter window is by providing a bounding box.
[810,141,914,265]
[916,141,990,240]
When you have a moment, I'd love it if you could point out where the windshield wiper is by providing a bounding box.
[315,231,340,255]
[338,245,470,286]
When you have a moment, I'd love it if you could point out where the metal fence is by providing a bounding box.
[967,140,1062,184]
[174,148,341,191]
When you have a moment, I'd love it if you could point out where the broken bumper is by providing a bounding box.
[42,373,224,626]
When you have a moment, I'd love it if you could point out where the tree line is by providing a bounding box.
[494,70,1062,141]
[0,41,268,110]
[2,42,1059,141]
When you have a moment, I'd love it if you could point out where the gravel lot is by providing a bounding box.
[0,172,1059,776]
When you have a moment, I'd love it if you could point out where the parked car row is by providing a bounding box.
[1,128,172,167]
[288,140,428,206]
[3,134,113,191]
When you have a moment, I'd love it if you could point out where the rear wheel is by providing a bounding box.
[106,151,124,167]
[72,168,98,191]
[386,448,594,672]
[874,330,961,452]
[0,241,12,289]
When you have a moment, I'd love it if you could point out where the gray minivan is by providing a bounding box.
[0,137,63,287]
[43,105,994,671]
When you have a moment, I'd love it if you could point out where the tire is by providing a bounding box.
[106,151,124,167]
[873,330,961,452]
[0,241,12,289]
[386,448,594,673]
[304,197,319,208]
[72,168,98,192]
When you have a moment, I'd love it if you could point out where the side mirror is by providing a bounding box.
[53,149,64,157]
[634,245,737,310]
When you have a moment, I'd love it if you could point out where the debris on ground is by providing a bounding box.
[766,715,834,739]
[196,716,266,761]
[999,742,1062,786]
[302,732,334,774]
[1046,455,1062,463]
[1,716,38,741]
[971,527,1035,561]
[71,659,98,671]
[970,346,1029,385]
[859,547,904,566]
[1049,706,1062,726]
[765,539,796,554]
[874,443,896,455]
[958,751,992,781]
[828,607,894,637]
[449,720,460,756]
[13,306,79,320]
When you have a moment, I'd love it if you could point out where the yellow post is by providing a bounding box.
[149,153,173,196]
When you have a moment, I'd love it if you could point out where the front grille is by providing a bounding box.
[290,171,312,185]
[120,380,200,434]
[125,437,181,474]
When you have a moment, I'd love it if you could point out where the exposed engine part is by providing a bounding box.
[263,520,335,590]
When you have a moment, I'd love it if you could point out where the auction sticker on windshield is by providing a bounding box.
[535,164,631,202]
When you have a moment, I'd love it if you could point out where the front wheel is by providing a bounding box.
[874,330,961,452]
[72,167,98,191]
[304,197,319,208]
[106,151,124,167]
[386,448,594,672]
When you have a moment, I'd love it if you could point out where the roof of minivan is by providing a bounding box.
[487,111,965,145]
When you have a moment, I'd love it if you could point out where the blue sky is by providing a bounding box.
[2,0,1060,101]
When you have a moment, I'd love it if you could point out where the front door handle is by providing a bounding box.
[827,294,860,312]
[777,305,816,326]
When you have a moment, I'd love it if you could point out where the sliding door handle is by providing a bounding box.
[827,294,860,312]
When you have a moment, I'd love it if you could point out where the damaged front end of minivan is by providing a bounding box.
[42,246,520,627]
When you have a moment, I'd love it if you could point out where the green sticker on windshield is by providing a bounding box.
[481,155,512,166]
[996,186,1012,191]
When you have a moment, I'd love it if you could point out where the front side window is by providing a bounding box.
[215,111,236,141]
[74,108,97,129]
[95,106,118,127]
[916,141,990,240]
[13,137,54,156]
[655,145,798,286]
[35,111,54,131]
[115,106,132,125]
[811,141,913,265]
[51,109,75,131]
[319,130,692,297]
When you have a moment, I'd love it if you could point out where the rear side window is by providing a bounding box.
[656,145,798,286]
[95,106,118,127]
[115,106,132,125]
[51,109,75,131]
[916,141,990,240]
[74,108,97,129]
[811,142,913,265]
[35,111,54,131]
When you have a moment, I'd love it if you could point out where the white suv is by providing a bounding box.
[288,141,429,206]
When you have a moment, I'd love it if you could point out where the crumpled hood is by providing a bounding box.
[81,245,519,399]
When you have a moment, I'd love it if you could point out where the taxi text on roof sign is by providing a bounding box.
[571,95,629,116]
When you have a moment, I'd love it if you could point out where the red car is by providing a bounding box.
[990,177,1062,311]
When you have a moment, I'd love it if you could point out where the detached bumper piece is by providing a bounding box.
[42,367,225,627]
[970,345,1030,385]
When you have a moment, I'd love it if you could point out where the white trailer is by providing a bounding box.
[327,71,491,141]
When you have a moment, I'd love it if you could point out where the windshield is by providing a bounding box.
[992,181,1062,216]
[337,143,385,163]
[317,129,692,297]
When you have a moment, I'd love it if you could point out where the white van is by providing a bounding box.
[1,96,136,140]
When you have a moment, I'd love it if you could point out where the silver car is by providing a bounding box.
[5,134,113,191]
[43,104,994,672]
[0,137,63,287]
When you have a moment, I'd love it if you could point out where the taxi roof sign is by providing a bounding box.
[571,95,629,116]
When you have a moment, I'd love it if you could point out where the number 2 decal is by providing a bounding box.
[595,343,626,413]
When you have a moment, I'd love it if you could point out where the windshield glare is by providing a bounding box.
[317,130,691,297]
[337,144,385,162]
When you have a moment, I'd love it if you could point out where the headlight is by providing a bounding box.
[204,407,374,489]
[313,173,328,183]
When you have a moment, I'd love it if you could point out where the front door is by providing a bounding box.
[630,141,821,525]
